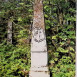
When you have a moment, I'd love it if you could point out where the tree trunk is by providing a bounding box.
[29,0,50,77]
[7,20,12,44]
[4,0,13,44]
[4,0,8,2]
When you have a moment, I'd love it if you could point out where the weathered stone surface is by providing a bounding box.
[29,0,50,77]
[31,52,48,67]
[29,71,50,77]
[33,0,45,29]
[31,27,47,52]
[29,67,50,77]
[30,67,49,71]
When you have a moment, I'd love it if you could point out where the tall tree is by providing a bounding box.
[3,0,13,44]
[7,19,12,44]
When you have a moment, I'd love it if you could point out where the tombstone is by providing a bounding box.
[29,0,50,77]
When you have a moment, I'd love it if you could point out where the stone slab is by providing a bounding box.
[31,52,48,67]
[29,71,50,77]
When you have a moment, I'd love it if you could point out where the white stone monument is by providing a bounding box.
[29,0,50,77]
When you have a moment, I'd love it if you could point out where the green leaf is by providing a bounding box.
[19,3,24,5]
[46,25,50,29]
[70,47,74,51]
[28,9,33,12]
[57,47,69,53]
[52,35,57,39]
[45,14,48,18]
[18,17,22,22]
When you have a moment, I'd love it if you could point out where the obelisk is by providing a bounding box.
[29,0,50,77]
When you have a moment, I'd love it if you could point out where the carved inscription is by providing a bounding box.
[32,27,45,43]
[31,27,47,52]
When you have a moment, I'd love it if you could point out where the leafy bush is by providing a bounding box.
[0,0,75,77]
[0,44,30,77]
[44,0,75,77]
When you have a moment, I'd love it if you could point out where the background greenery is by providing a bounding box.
[0,0,76,77]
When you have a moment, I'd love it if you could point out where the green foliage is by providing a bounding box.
[51,64,75,77]
[44,0,75,77]
[0,0,75,77]
[0,44,30,77]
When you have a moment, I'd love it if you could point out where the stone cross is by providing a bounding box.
[29,0,50,77]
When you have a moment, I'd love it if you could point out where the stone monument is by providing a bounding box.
[29,0,50,77]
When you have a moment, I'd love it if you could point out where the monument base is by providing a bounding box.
[29,67,50,77]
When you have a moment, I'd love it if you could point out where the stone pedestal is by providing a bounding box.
[29,67,50,77]
[29,33,50,77]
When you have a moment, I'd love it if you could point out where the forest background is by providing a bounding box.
[0,0,76,77]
